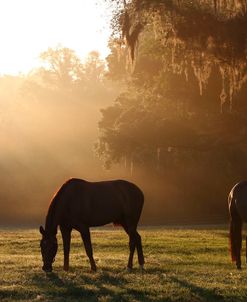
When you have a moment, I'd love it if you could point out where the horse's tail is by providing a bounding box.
[229,195,242,262]
[229,218,242,262]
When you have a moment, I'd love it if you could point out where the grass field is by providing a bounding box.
[0,226,247,302]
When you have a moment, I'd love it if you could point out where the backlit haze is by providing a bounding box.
[1,0,243,226]
[0,0,121,225]
[0,0,111,75]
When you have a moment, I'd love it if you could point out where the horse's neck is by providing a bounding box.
[45,198,59,235]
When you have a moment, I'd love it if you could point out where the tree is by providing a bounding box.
[22,47,117,105]
[108,0,247,112]
[96,8,247,222]
[38,46,84,89]
[84,51,106,83]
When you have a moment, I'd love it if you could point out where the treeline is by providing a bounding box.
[96,0,247,224]
[0,47,119,225]
[2,0,247,225]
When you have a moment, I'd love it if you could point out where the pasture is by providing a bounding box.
[0,226,246,302]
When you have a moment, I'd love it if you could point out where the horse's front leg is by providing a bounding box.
[79,225,97,272]
[60,225,72,271]
[246,236,247,267]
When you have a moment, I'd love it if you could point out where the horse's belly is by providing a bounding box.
[69,203,123,227]
[235,199,247,222]
[87,209,123,227]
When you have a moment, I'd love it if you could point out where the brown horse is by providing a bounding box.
[39,178,145,272]
[229,181,247,269]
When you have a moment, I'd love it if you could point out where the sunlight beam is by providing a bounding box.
[0,0,111,75]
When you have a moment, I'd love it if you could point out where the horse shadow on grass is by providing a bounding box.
[32,271,112,302]
[170,276,224,302]
[31,268,169,302]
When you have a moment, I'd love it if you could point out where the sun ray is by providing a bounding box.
[0,0,111,75]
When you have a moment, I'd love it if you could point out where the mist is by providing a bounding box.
[0,53,121,225]
[1,0,247,227]
[0,51,246,226]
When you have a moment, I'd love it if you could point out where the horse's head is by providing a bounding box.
[39,226,58,272]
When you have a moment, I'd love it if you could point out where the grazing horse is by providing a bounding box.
[228,181,247,269]
[39,178,145,272]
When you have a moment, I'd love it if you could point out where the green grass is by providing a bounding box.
[0,226,247,302]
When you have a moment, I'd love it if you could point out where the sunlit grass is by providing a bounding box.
[0,226,247,301]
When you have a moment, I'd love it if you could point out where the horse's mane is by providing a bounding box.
[45,180,71,234]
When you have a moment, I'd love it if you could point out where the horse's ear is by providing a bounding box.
[39,226,45,235]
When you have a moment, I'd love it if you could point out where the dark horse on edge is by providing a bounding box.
[39,178,145,272]
[229,181,247,269]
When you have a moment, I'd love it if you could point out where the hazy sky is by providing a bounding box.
[0,0,112,75]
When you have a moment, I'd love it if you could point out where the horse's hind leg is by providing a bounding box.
[122,224,144,271]
[135,231,145,269]
[229,198,242,269]
[60,225,72,271]
[79,225,97,272]
[127,230,144,271]
[245,236,247,265]
[234,219,242,270]
[121,224,136,270]
[231,220,242,269]
[128,231,136,270]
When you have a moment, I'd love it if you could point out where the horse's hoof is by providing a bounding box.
[139,265,145,273]
[63,266,69,272]
[126,267,132,273]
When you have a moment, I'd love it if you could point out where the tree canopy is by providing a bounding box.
[108,0,247,112]
[96,0,247,222]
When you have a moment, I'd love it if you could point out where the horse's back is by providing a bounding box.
[57,178,144,227]
[229,181,247,222]
[63,178,143,204]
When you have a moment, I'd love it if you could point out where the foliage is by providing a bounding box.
[96,4,247,221]
[84,51,106,83]
[22,46,111,104]
[38,47,84,88]
[0,47,120,225]
[96,30,247,171]
[108,0,247,111]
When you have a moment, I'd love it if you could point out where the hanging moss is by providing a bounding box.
[110,0,247,111]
